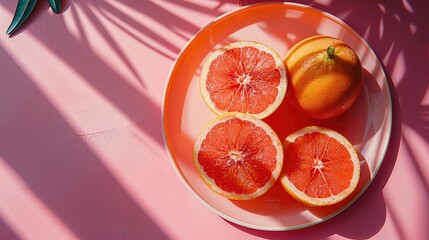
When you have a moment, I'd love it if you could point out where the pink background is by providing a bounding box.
[0,0,427,239]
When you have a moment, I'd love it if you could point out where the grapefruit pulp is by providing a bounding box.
[281,126,360,206]
[194,113,283,200]
[200,41,287,119]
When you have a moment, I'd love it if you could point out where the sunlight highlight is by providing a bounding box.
[317,17,343,37]
[391,51,406,83]
[385,125,429,239]
[313,0,333,6]
[63,4,84,42]
[408,22,417,35]
[421,84,429,106]
[285,33,298,43]
[401,0,415,14]
[379,17,384,39]
[284,9,304,19]
[377,3,386,14]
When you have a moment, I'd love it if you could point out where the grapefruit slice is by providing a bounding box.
[194,113,283,200]
[200,41,287,119]
[281,126,360,206]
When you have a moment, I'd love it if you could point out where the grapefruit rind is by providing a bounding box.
[193,113,284,200]
[200,41,287,119]
[280,126,360,206]
[284,35,363,119]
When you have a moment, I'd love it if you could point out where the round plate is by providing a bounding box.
[162,2,392,231]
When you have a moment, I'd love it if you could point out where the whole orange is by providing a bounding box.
[284,35,363,119]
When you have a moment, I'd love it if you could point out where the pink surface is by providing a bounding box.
[0,0,427,239]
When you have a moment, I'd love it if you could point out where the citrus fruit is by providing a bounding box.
[200,41,287,119]
[285,35,363,119]
[280,126,360,206]
[194,113,283,200]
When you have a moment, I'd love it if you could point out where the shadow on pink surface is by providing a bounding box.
[0,46,169,239]
[0,217,19,240]
[0,0,427,239]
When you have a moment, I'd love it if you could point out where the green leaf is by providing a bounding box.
[6,0,38,35]
[48,0,61,14]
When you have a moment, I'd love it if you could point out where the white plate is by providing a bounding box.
[162,2,392,231]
